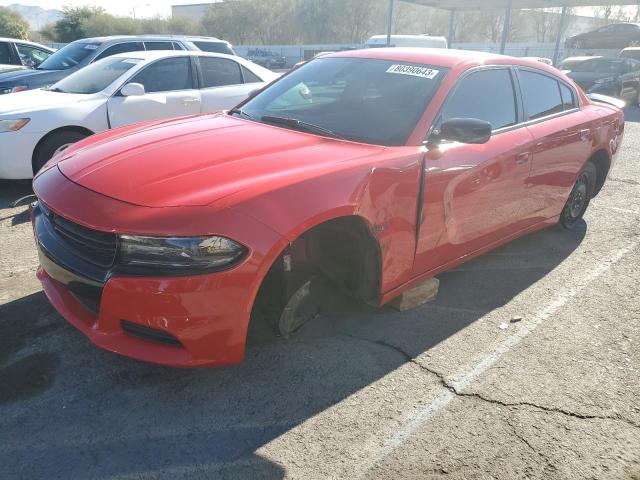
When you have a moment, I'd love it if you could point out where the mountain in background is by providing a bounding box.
[6,4,62,31]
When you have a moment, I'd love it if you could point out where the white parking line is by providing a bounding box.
[360,239,638,477]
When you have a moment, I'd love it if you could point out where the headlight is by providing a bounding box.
[118,235,247,272]
[0,118,30,131]
[0,85,27,94]
[594,77,615,85]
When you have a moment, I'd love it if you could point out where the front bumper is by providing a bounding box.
[32,166,285,367]
[0,130,43,179]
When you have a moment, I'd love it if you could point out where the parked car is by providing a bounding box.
[0,35,235,95]
[246,48,286,68]
[560,55,640,104]
[565,23,640,49]
[31,50,623,367]
[619,46,640,61]
[0,51,276,179]
[0,38,54,82]
[365,34,448,49]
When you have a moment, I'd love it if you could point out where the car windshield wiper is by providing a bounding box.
[260,115,344,140]
[47,87,66,93]
[228,108,257,121]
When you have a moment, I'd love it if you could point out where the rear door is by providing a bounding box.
[519,68,591,221]
[107,56,201,128]
[415,67,536,273]
[197,56,259,112]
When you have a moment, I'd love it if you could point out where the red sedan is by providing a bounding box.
[32,49,624,367]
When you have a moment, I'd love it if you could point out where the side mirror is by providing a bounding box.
[437,118,492,144]
[121,82,145,97]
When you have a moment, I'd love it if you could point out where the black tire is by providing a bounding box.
[33,130,88,174]
[560,162,597,229]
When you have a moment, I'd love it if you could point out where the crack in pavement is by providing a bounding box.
[337,332,640,431]
[609,176,640,186]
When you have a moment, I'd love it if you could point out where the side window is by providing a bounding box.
[94,42,144,61]
[0,42,13,64]
[130,57,194,93]
[172,42,185,50]
[144,41,175,51]
[441,69,517,130]
[559,83,577,110]
[200,57,243,88]
[518,70,563,120]
[16,44,50,67]
[241,65,262,83]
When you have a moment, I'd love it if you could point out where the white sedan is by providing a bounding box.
[0,50,277,179]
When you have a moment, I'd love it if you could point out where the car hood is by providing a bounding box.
[0,68,60,83]
[55,114,385,208]
[0,88,94,115]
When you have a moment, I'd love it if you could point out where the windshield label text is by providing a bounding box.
[386,64,439,79]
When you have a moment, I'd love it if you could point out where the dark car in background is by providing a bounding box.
[246,48,286,68]
[0,35,235,95]
[560,55,640,104]
[565,23,640,49]
[0,37,54,74]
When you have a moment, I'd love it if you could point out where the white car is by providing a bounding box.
[0,50,277,179]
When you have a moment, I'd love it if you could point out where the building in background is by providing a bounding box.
[172,1,229,22]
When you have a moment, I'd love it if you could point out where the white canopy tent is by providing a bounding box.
[386,0,640,63]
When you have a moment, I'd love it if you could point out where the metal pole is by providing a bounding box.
[500,0,513,54]
[552,6,568,66]
[386,0,394,47]
[448,9,456,47]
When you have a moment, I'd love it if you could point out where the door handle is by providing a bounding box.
[182,98,200,104]
[515,152,531,165]
[579,129,591,142]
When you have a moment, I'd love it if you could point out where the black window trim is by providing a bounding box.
[115,55,198,96]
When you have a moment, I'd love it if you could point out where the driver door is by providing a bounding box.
[107,56,201,129]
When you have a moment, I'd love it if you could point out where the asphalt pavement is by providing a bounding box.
[1,109,639,480]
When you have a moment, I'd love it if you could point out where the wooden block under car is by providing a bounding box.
[389,277,439,312]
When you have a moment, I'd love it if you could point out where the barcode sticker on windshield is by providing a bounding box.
[386,64,439,79]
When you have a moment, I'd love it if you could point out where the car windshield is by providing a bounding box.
[49,57,141,94]
[568,58,623,73]
[235,57,448,146]
[37,42,100,70]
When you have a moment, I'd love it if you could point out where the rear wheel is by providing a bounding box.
[33,130,88,174]
[560,162,596,229]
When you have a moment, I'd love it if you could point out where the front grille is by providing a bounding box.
[41,203,117,268]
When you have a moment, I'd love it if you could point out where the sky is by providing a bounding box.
[0,1,202,18]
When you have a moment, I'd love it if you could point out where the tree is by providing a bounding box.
[0,7,30,40]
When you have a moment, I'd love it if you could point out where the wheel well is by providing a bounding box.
[252,216,382,320]
[588,149,610,198]
[32,126,94,174]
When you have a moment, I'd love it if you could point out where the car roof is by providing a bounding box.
[109,50,249,65]
[562,56,603,62]
[327,48,556,70]
[75,35,227,44]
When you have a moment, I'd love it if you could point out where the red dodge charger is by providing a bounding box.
[32,49,624,367]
